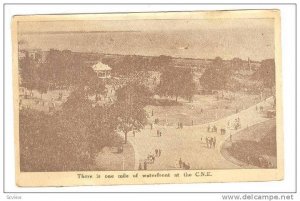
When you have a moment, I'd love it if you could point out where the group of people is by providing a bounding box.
[234,117,241,130]
[227,117,241,130]
[177,122,184,129]
[156,130,162,137]
[48,98,56,112]
[207,125,227,136]
[207,125,217,132]
[22,90,34,99]
[256,105,264,112]
[178,158,190,169]
[57,92,63,101]
[205,136,217,149]
[138,148,162,170]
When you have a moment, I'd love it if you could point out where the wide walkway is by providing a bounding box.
[127,97,275,170]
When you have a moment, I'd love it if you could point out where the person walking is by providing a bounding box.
[213,125,217,132]
[182,162,186,169]
[209,137,213,148]
[179,158,182,168]
[206,137,209,148]
[186,163,190,170]
[213,137,216,148]
[152,155,155,163]
[159,149,162,157]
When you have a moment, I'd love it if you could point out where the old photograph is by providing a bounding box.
[12,10,283,186]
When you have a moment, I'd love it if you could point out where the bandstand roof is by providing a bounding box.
[92,62,112,71]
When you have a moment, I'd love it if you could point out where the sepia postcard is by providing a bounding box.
[12,10,283,186]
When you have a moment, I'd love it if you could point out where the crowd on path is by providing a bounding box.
[207,124,217,132]
[156,130,162,137]
[177,122,184,129]
[138,148,162,170]
[204,136,217,149]
[227,117,241,130]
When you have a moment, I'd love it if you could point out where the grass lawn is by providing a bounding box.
[221,118,276,168]
[145,92,260,126]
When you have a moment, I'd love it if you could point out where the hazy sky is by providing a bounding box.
[18,18,275,61]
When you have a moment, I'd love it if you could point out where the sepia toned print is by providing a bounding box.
[13,10,283,186]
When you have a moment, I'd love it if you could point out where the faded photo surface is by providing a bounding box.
[13,10,283,186]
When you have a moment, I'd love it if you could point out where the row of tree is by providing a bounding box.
[199,57,275,91]
[101,55,173,75]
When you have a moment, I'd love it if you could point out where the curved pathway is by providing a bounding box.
[127,97,275,170]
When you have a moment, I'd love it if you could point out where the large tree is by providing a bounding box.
[19,52,39,91]
[253,59,275,88]
[19,90,117,171]
[200,57,229,91]
[61,88,114,162]
[115,82,152,106]
[157,67,196,102]
[19,107,96,171]
[112,83,149,144]
[40,49,102,90]
[151,55,173,72]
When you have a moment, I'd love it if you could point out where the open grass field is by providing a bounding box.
[145,92,261,127]
[221,118,276,168]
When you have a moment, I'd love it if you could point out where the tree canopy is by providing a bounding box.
[157,66,196,101]
[253,59,275,88]
[115,82,153,106]
[19,49,105,96]
[112,83,149,143]
[199,57,229,91]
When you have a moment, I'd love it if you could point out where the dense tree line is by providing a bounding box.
[19,82,149,171]
[157,66,196,102]
[252,59,275,88]
[19,49,105,96]
[199,57,276,92]
[199,57,231,91]
[101,55,173,75]
[103,54,196,102]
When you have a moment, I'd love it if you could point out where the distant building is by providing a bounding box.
[18,50,26,60]
[19,49,49,63]
[92,62,112,78]
[27,49,42,61]
[247,57,261,71]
